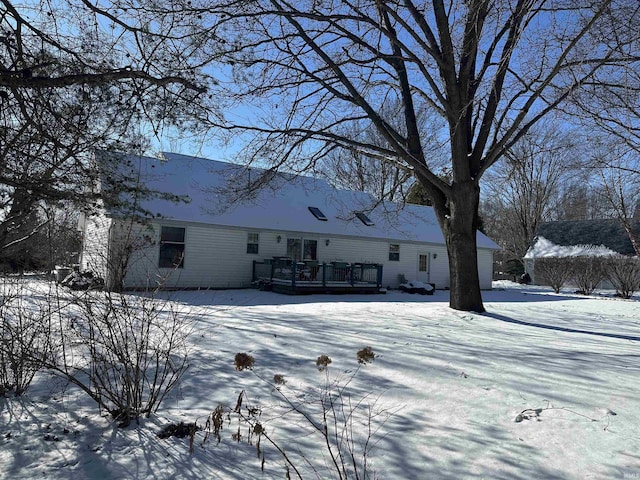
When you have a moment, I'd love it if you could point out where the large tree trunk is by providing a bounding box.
[439,181,485,312]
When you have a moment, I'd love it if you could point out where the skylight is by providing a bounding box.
[355,212,375,226]
[308,206,328,221]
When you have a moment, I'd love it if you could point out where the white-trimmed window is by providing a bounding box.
[303,239,318,260]
[389,243,400,262]
[246,232,259,254]
[419,254,428,272]
[287,238,301,260]
[159,226,185,268]
[287,238,318,261]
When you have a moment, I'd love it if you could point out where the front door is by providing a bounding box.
[417,253,430,283]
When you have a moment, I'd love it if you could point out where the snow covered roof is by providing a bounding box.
[524,236,620,259]
[96,151,499,249]
[525,219,638,257]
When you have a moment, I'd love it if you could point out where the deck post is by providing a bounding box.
[292,261,296,288]
[322,263,327,287]
[377,265,383,287]
[270,262,275,281]
[350,264,354,286]
[252,260,256,282]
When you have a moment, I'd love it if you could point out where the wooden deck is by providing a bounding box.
[253,259,384,295]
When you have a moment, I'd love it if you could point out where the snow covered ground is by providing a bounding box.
[1,280,639,479]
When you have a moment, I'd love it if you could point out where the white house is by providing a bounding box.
[79,151,499,291]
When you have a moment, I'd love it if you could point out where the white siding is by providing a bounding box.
[318,236,404,287]
[399,243,450,288]
[120,221,496,290]
[477,249,495,289]
[107,220,156,289]
[124,222,287,289]
[318,236,493,289]
[79,212,112,281]
[268,235,414,287]
[322,238,450,288]
[524,259,535,284]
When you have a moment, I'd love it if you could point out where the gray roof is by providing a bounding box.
[535,219,638,255]
[96,151,500,249]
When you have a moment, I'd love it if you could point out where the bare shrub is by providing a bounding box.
[534,257,575,293]
[0,278,55,396]
[0,275,191,420]
[572,256,606,295]
[104,221,156,293]
[605,256,640,299]
[48,290,191,426]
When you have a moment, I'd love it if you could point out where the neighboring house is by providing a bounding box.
[524,219,639,284]
[79,151,499,291]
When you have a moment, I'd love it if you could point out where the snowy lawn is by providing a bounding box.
[1,280,639,479]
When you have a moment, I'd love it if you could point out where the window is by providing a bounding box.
[303,239,317,260]
[355,212,374,226]
[246,232,259,254]
[308,206,328,221]
[389,244,400,262]
[419,254,428,272]
[287,238,318,261]
[287,238,302,260]
[159,226,185,268]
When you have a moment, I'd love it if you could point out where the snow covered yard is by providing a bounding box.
[1,281,639,479]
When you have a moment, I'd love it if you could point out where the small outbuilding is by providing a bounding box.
[79,151,499,291]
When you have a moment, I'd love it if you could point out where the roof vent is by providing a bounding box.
[308,206,328,221]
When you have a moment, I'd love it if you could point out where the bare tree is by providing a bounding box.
[0,202,81,272]
[319,128,413,202]
[566,2,640,249]
[0,0,216,255]
[569,1,640,158]
[482,120,575,266]
[318,102,443,202]
[595,151,640,256]
[554,181,609,221]
[202,0,636,311]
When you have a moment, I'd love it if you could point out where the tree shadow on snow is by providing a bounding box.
[376,410,568,480]
[482,312,640,342]
[153,286,599,309]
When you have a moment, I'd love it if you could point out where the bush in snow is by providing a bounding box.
[48,289,191,426]
[0,274,191,423]
[0,278,53,396]
[533,257,575,293]
[572,256,606,295]
[604,256,640,299]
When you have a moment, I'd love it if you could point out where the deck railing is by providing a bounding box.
[253,258,383,289]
